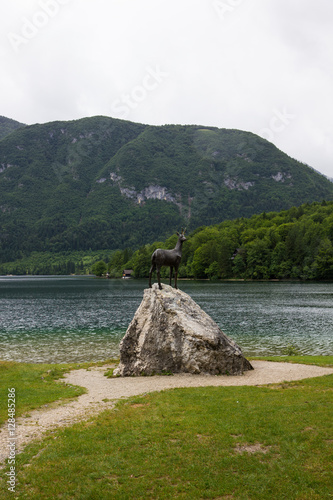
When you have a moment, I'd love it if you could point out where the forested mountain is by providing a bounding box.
[109,200,333,281]
[1,115,333,263]
[0,116,26,140]
[2,200,332,278]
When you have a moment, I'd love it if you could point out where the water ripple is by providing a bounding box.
[0,277,332,362]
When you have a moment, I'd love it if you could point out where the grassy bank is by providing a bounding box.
[0,361,87,426]
[0,356,332,499]
[250,355,333,367]
[0,360,118,425]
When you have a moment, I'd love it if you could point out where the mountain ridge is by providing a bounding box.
[0,116,26,141]
[1,115,333,262]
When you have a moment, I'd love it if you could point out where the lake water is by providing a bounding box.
[0,276,332,363]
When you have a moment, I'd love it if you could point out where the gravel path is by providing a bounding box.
[1,360,332,464]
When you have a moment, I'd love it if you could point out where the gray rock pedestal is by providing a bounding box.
[114,284,253,376]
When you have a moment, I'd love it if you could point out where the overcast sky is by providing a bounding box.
[1,0,332,178]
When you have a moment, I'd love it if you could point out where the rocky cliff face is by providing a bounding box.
[114,284,253,376]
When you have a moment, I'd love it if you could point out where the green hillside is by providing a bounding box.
[111,200,333,281]
[0,115,26,140]
[1,115,333,264]
[2,200,332,279]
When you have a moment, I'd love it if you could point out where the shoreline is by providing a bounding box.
[2,274,333,283]
[1,355,333,366]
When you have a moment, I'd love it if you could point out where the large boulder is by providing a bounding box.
[114,284,253,376]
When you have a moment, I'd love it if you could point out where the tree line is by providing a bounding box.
[1,200,333,280]
[0,250,114,276]
[106,200,333,281]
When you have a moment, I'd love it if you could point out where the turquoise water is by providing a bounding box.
[0,276,332,363]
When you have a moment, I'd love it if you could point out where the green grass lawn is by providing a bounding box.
[250,355,333,367]
[0,361,88,426]
[0,357,332,499]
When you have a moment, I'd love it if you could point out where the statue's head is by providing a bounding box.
[177,228,187,242]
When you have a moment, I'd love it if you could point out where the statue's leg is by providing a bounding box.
[149,264,155,288]
[169,266,173,286]
[174,268,178,289]
[157,267,162,290]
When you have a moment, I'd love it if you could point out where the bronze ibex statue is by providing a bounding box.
[149,228,187,290]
